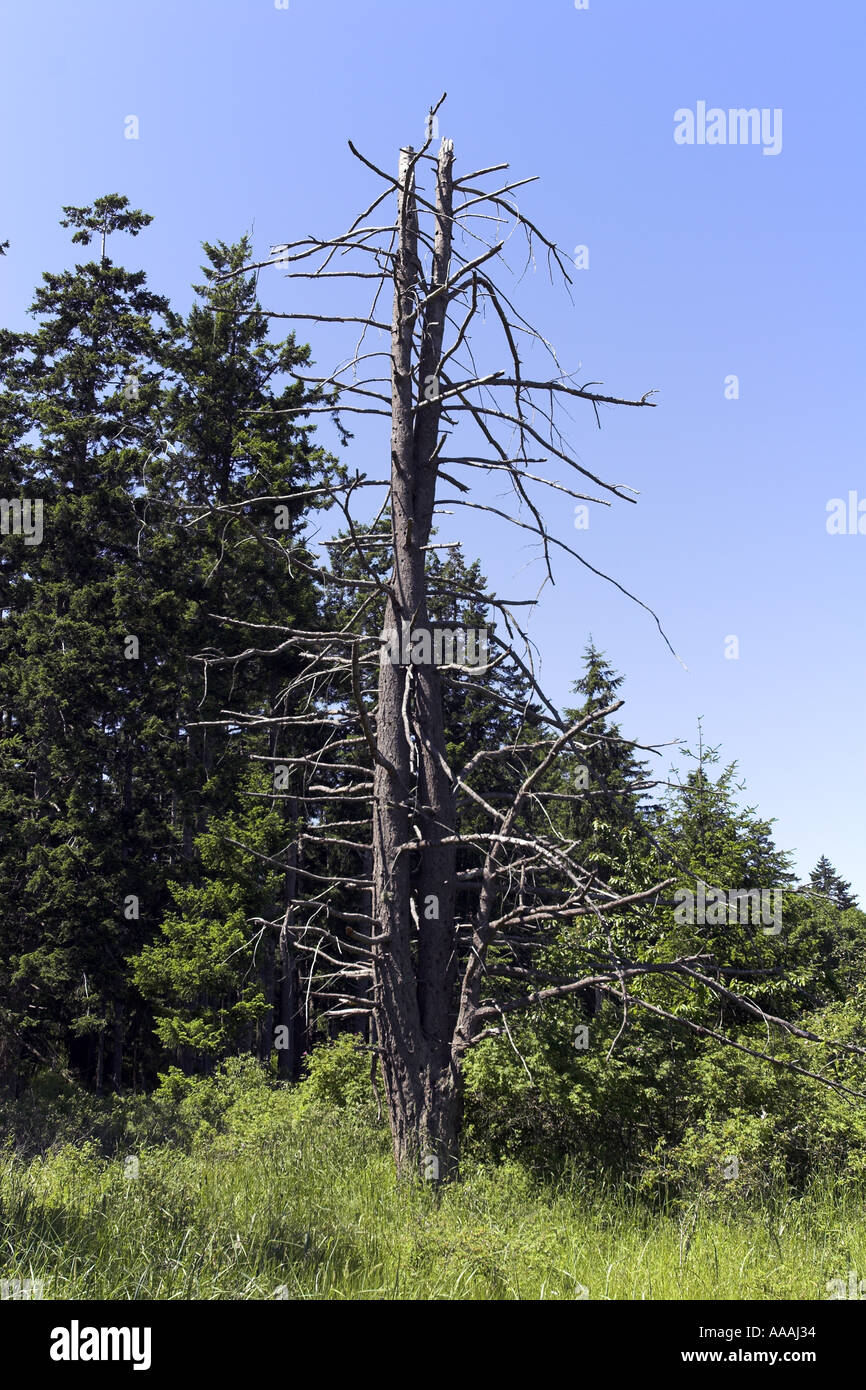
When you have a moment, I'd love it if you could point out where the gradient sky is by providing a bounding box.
[1,0,863,895]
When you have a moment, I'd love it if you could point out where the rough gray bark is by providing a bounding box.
[371,142,461,1176]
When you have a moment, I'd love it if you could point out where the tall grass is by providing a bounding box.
[1,1112,862,1300]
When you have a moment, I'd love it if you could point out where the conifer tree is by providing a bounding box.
[809,854,858,911]
[0,210,329,1091]
[130,236,333,1081]
[0,196,174,1090]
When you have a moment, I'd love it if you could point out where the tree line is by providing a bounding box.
[1,187,863,1186]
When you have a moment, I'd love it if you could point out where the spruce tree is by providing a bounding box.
[0,211,328,1091]
[558,640,656,892]
[129,236,332,1080]
[809,854,858,911]
[0,196,174,1090]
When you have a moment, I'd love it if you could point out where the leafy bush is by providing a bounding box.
[292,1034,376,1115]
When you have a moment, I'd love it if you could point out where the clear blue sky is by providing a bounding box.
[2,0,863,895]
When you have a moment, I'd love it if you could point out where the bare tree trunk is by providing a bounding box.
[372,142,460,1178]
[260,932,275,1063]
[112,1011,124,1091]
[277,804,300,1080]
[277,923,299,1080]
[95,1027,105,1093]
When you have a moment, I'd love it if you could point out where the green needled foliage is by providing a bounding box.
[0,196,176,1090]
[0,208,328,1093]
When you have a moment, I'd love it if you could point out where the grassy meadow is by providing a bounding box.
[2,1109,863,1301]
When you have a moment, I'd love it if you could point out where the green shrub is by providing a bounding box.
[292,1034,376,1115]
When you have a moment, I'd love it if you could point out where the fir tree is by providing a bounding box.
[0,196,174,1090]
[809,854,858,911]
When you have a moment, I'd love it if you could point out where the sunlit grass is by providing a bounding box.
[1,1114,862,1300]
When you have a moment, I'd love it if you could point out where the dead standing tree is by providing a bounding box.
[196,104,866,1179]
